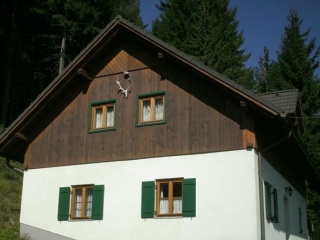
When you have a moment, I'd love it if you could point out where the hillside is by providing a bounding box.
[0,157,25,239]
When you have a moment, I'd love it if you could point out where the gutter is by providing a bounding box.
[257,130,292,240]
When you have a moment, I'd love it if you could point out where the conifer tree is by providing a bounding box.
[32,0,144,78]
[152,0,253,89]
[277,9,320,115]
[275,9,320,238]
[254,47,292,93]
[0,0,144,127]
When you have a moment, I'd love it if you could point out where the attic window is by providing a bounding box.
[136,92,167,126]
[89,100,116,133]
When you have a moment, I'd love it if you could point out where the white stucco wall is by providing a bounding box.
[262,158,308,240]
[21,149,261,240]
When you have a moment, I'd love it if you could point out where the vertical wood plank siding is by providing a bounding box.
[24,40,253,168]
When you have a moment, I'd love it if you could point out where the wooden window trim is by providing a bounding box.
[156,178,183,217]
[70,185,93,219]
[136,91,167,127]
[88,100,116,133]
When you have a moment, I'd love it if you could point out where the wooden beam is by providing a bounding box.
[77,68,92,81]
[14,132,28,142]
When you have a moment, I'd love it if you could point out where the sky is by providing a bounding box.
[139,0,320,72]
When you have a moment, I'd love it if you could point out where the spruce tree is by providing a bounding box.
[254,47,291,93]
[275,9,320,238]
[0,0,144,127]
[32,0,144,78]
[277,9,320,115]
[152,0,254,89]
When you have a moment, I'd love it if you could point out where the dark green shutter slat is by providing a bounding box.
[183,178,196,217]
[141,181,155,218]
[264,181,272,219]
[58,187,70,221]
[92,185,104,220]
[273,188,278,222]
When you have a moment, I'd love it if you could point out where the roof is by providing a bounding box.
[257,89,299,115]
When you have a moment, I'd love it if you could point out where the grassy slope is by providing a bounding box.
[0,157,25,239]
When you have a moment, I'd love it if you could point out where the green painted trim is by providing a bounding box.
[92,185,105,220]
[141,181,155,218]
[182,178,196,217]
[135,91,168,127]
[88,99,117,134]
[57,187,70,221]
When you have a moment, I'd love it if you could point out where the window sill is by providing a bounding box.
[68,218,93,222]
[88,128,116,134]
[136,121,166,127]
[154,215,183,219]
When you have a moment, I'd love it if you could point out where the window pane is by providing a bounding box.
[106,106,114,127]
[142,100,151,122]
[74,189,82,217]
[160,183,168,214]
[154,98,164,120]
[173,182,182,214]
[86,188,93,217]
[95,108,103,128]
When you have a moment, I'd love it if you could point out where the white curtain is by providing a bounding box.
[142,101,151,122]
[106,106,114,127]
[75,189,82,217]
[86,189,93,217]
[95,108,102,128]
[160,199,168,214]
[173,197,182,214]
[155,98,163,120]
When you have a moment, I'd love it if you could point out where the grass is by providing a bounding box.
[0,157,28,239]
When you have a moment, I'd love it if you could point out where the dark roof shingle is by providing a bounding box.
[257,89,299,115]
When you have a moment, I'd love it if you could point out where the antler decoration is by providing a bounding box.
[116,71,132,98]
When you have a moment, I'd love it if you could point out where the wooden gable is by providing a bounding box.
[23,32,255,168]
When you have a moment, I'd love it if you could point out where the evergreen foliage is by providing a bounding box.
[276,8,320,179]
[152,0,254,89]
[277,9,320,115]
[254,47,283,93]
[0,0,144,127]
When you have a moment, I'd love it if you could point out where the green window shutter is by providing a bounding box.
[273,188,279,223]
[141,181,155,218]
[92,185,104,220]
[58,187,70,221]
[264,181,272,219]
[182,178,196,217]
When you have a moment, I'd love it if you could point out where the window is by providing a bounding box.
[89,100,116,132]
[71,185,93,219]
[58,185,104,221]
[157,179,182,215]
[141,178,196,218]
[137,92,166,126]
[264,181,278,222]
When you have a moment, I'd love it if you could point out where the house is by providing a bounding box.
[0,17,319,240]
